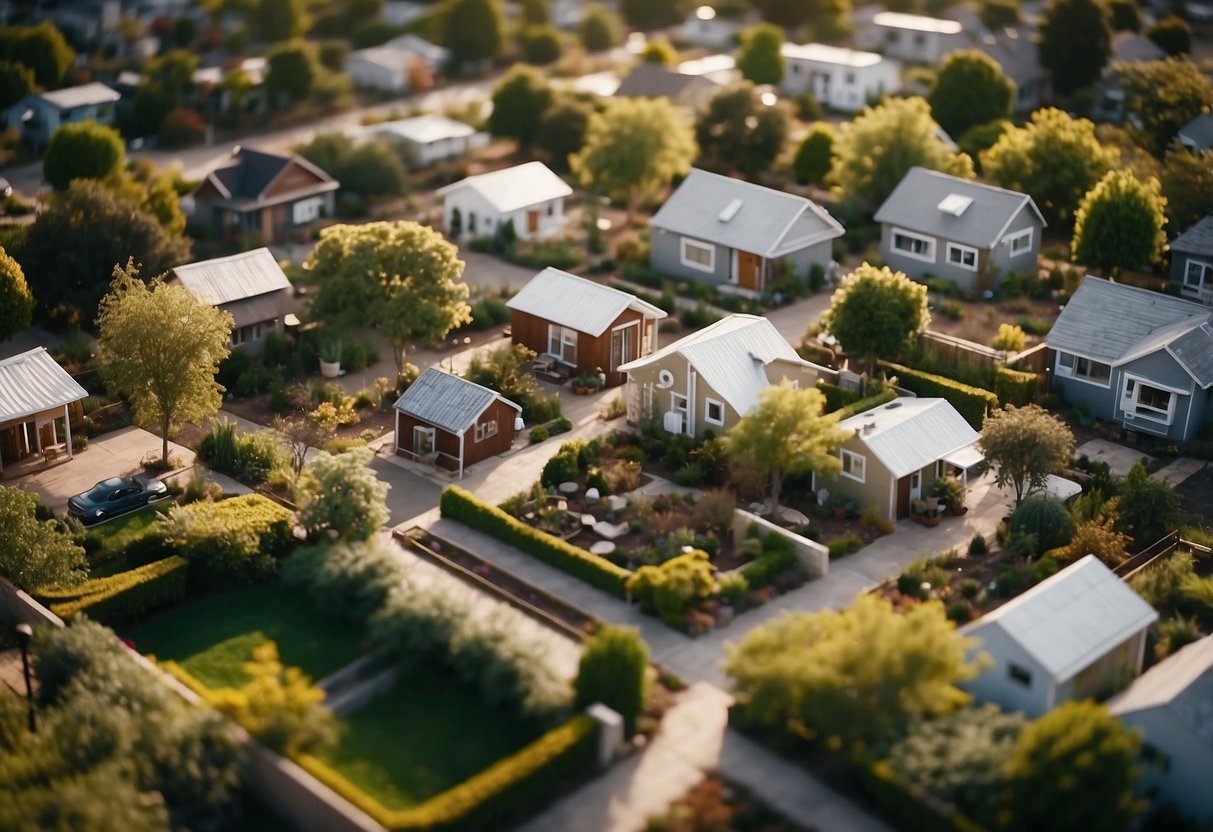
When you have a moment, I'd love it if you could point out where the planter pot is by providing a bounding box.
[573,385,598,395]
[911,512,943,528]
[951,504,968,516]
[319,359,341,378]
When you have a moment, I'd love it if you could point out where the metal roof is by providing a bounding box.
[171,248,292,307]
[614,62,719,100]
[38,82,120,110]
[874,167,1045,248]
[781,42,885,68]
[978,28,1049,86]
[871,11,962,32]
[358,114,476,145]
[0,347,89,424]
[1179,114,1213,151]
[1171,215,1213,255]
[650,168,844,258]
[964,555,1158,682]
[436,162,572,214]
[838,397,979,478]
[1109,635,1213,751]
[1112,31,1167,62]
[506,268,667,337]
[392,367,520,434]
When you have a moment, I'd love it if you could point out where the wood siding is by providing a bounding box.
[263,160,329,199]
[395,398,516,471]
[510,308,648,387]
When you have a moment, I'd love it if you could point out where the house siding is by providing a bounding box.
[651,229,733,287]
[780,58,900,111]
[821,437,896,518]
[1170,250,1213,302]
[961,624,1054,717]
[1115,351,1197,442]
[780,239,835,281]
[988,204,1042,283]
[511,307,651,386]
[1116,708,1213,825]
[395,398,516,471]
[442,188,565,242]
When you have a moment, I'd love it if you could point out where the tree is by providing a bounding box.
[980,0,1019,28]
[536,97,592,171]
[571,97,697,225]
[296,132,407,198]
[521,0,549,25]
[747,0,850,35]
[1071,169,1166,274]
[619,0,684,30]
[173,15,198,47]
[295,447,390,541]
[131,50,198,137]
[1160,143,1213,233]
[518,24,562,65]
[1146,15,1191,55]
[0,22,75,87]
[1002,700,1143,832]
[0,486,86,590]
[822,263,930,363]
[793,123,833,185]
[981,108,1117,225]
[307,222,471,372]
[0,59,32,110]
[728,380,850,511]
[443,0,503,71]
[725,594,984,748]
[928,50,1014,140]
[488,65,553,150]
[736,23,784,86]
[1107,0,1142,30]
[639,38,678,65]
[97,263,231,464]
[1116,462,1181,546]
[274,415,334,481]
[578,3,620,52]
[978,404,1075,506]
[1037,0,1112,96]
[574,626,649,735]
[1116,59,1213,154]
[266,41,315,106]
[43,121,126,191]
[256,0,310,42]
[694,82,789,178]
[829,96,974,211]
[0,244,32,342]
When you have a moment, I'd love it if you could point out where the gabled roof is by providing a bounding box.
[874,167,1046,248]
[837,397,979,479]
[506,268,666,337]
[0,347,89,423]
[618,314,818,414]
[964,555,1158,682]
[392,368,520,435]
[1172,215,1213,256]
[357,114,476,145]
[1111,31,1167,62]
[614,62,719,100]
[170,248,292,307]
[871,11,962,32]
[1109,635,1213,751]
[978,28,1049,86]
[650,168,844,258]
[382,34,450,64]
[1179,114,1213,150]
[37,82,120,110]
[1046,276,1213,387]
[197,148,338,205]
[781,42,886,68]
[435,162,572,214]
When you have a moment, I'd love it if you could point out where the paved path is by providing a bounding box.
[1152,457,1207,487]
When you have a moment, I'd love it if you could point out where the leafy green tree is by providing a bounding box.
[131,50,198,137]
[639,38,678,65]
[256,0,310,42]
[1002,700,1143,832]
[0,244,32,342]
[980,0,1019,28]
[981,108,1117,225]
[0,22,74,87]
[296,447,390,541]
[694,82,789,177]
[829,96,974,211]
[578,3,620,52]
[571,96,697,225]
[266,41,315,106]
[619,0,684,30]
[958,119,1010,168]
[1146,15,1191,55]
[97,262,232,464]
[521,0,549,24]
[307,221,471,371]
[42,121,126,191]
[444,0,504,71]
[726,593,983,748]
[519,24,562,65]
[822,263,930,363]
[928,50,1014,139]
[728,380,849,511]
[747,0,850,35]
[574,626,649,735]
[978,404,1075,505]
[1107,0,1142,31]
[1038,0,1112,95]
[1116,462,1181,546]
[296,132,407,197]
[488,64,553,150]
[736,23,784,86]
[1072,169,1166,274]
[1160,143,1213,233]
[0,486,86,590]
[537,97,592,171]
[1116,59,1213,154]
[0,59,32,110]
[793,123,833,185]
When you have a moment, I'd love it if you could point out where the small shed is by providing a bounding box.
[0,347,88,475]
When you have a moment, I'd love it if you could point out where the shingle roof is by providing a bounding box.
[874,167,1045,247]
[837,397,979,479]
[171,248,292,307]
[1179,113,1213,150]
[1109,635,1213,751]
[978,28,1049,86]
[965,555,1158,682]
[506,268,666,337]
[38,82,121,110]
[435,162,572,214]
[392,368,520,434]
[1172,215,1213,256]
[650,168,844,258]
[203,148,336,202]
[0,347,89,423]
[1112,31,1167,62]
[614,62,719,100]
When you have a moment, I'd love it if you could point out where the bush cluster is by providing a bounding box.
[879,361,998,428]
[627,549,715,627]
[833,388,898,421]
[574,626,649,736]
[198,421,289,484]
[994,367,1037,407]
[816,381,861,412]
[155,495,294,589]
[737,534,797,587]
[41,555,188,625]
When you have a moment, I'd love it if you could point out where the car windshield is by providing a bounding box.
[84,477,129,501]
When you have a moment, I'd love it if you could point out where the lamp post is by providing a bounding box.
[14,622,35,734]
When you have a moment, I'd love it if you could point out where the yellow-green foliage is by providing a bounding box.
[45,555,187,624]
[879,361,998,428]
[990,323,1025,352]
[994,366,1037,407]
[627,549,716,626]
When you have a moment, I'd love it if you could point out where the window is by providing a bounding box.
[844,72,856,84]
[474,419,497,442]
[945,242,978,271]
[547,203,555,216]
[413,426,436,456]
[891,228,935,263]
[1056,352,1111,386]
[670,393,688,414]
[547,324,577,364]
[1006,228,1033,256]
[680,238,715,273]
[292,196,323,225]
[840,449,865,483]
[1008,663,1032,687]
[1122,377,1176,424]
[1183,259,1212,294]
[704,398,724,426]
[230,325,255,347]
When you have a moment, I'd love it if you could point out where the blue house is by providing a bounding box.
[1171,216,1213,304]
[1046,276,1213,443]
[0,83,121,149]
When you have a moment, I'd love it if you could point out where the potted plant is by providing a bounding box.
[831,493,849,520]
[318,336,344,379]
[911,499,942,527]
[573,372,600,395]
[930,474,966,516]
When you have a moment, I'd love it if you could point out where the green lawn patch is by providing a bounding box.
[317,666,544,811]
[124,580,364,689]
[86,504,170,577]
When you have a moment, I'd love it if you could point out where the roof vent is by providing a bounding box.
[718,198,743,223]
[884,401,903,410]
[863,422,877,433]
[937,193,973,216]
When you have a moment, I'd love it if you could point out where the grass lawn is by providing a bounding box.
[124,580,365,689]
[86,503,171,577]
[317,666,544,810]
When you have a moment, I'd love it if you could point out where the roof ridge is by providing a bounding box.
[907,166,1036,201]
[685,167,810,206]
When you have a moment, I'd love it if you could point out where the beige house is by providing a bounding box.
[0,347,87,475]
[617,314,827,438]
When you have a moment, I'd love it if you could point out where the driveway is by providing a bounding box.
[460,251,539,294]
[369,454,444,527]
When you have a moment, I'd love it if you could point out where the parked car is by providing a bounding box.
[67,476,168,525]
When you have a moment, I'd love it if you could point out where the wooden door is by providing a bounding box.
[738,250,761,291]
[527,210,539,234]
[895,475,911,519]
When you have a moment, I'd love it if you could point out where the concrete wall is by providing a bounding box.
[0,576,63,629]
[731,508,829,580]
[245,743,384,832]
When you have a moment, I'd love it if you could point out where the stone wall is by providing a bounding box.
[731,509,829,580]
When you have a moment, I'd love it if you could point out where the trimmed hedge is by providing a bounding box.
[834,388,897,421]
[297,714,598,831]
[853,759,986,832]
[817,382,861,413]
[994,367,1036,407]
[45,556,188,625]
[878,362,997,428]
[440,486,631,598]
[738,535,797,587]
[172,494,295,558]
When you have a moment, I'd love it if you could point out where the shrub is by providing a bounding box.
[574,626,649,735]
[947,601,973,623]
[44,555,188,624]
[281,539,407,627]
[833,389,897,421]
[163,494,294,589]
[540,440,585,487]
[296,448,389,543]
[627,549,715,626]
[674,461,705,486]
[739,534,797,586]
[990,323,1026,352]
[928,475,964,508]
[994,367,1036,407]
[1011,493,1074,553]
[529,426,550,444]
[817,381,861,412]
[878,361,998,429]
[969,533,989,555]
[827,536,851,559]
[718,572,749,608]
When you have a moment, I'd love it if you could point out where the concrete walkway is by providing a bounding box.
[1153,457,1207,486]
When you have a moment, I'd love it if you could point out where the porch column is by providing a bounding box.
[20,421,28,455]
[458,432,465,480]
[64,404,73,460]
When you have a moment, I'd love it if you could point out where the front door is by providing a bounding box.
[896,475,912,519]
[737,250,762,291]
[611,325,635,370]
[909,471,922,505]
[527,210,540,234]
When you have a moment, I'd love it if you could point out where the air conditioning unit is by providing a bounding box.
[663,410,684,434]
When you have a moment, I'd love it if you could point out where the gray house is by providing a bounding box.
[1170,216,1213,303]
[1046,276,1213,443]
[977,27,1050,113]
[1179,114,1213,151]
[649,168,844,296]
[875,167,1045,292]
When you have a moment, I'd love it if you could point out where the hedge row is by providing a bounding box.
[878,362,997,428]
[298,714,598,831]
[853,759,986,832]
[440,486,631,598]
[994,367,1037,407]
[834,388,898,421]
[738,536,797,588]
[47,556,188,625]
[816,382,861,413]
[172,494,295,558]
